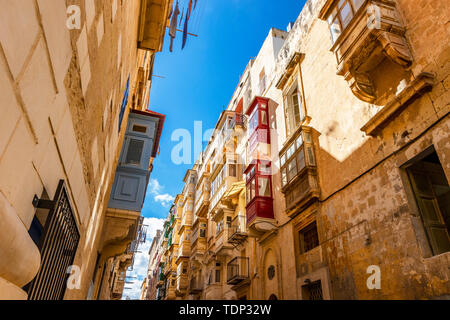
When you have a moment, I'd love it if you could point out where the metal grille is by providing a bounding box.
[305,281,323,300]
[28,180,80,300]
[301,222,319,253]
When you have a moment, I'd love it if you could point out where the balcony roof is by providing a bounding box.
[130,109,165,158]
[222,181,245,200]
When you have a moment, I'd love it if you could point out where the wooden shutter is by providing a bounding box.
[408,165,450,255]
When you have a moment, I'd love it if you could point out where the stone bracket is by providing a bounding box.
[330,0,414,103]
[361,72,434,136]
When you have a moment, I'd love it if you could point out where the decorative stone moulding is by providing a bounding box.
[319,0,414,103]
[275,52,305,90]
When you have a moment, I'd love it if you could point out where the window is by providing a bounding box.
[406,150,450,255]
[299,222,319,253]
[261,110,268,125]
[326,0,366,44]
[228,160,237,177]
[125,139,144,165]
[246,161,273,204]
[215,269,221,283]
[249,107,258,133]
[216,221,223,235]
[280,129,315,189]
[132,125,147,133]
[250,179,256,201]
[259,69,266,95]
[284,85,304,137]
[302,280,323,300]
[258,177,271,197]
[226,216,232,229]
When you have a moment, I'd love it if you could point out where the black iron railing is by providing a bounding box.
[227,256,249,285]
[27,180,80,300]
[227,215,247,244]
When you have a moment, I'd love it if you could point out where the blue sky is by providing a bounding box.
[122,0,306,299]
[142,0,306,220]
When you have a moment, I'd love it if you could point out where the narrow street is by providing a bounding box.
[0,0,448,305]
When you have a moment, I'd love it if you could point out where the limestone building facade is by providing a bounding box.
[144,0,449,300]
[0,0,171,300]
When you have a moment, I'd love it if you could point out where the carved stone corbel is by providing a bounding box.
[346,70,376,103]
[323,0,414,103]
[377,30,413,67]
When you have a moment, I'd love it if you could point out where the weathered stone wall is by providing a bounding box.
[263,0,450,299]
[0,0,152,300]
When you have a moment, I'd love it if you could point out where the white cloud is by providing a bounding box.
[148,178,162,195]
[122,217,165,300]
[147,178,175,208]
[154,193,175,207]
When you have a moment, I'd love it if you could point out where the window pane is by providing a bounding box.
[259,161,271,175]
[296,135,303,150]
[287,143,295,159]
[280,153,286,167]
[287,159,297,182]
[352,0,364,11]
[125,139,144,165]
[261,110,267,125]
[258,177,271,197]
[292,91,302,126]
[304,132,312,143]
[340,1,354,29]
[215,270,221,283]
[284,96,291,136]
[251,179,256,199]
[306,146,316,166]
[132,125,147,133]
[297,149,306,171]
[329,17,341,43]
[281,168,287,187]
[228,163,236,177]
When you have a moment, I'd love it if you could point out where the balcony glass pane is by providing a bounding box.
[297,149,306,171]
[287,159,297,182]
[340,1,354,29]
[287,143,295,159]
[329,17,341,43]
[125,139,144,165]
[281,168,287,187]
[258,177,271,197]
[228,163,237,177]
[292,90,302,125]
[352,0,365,11]
[306,146,316,166]
[251,179,256,199]
[261,110,267,125]
[296,135,303,149]
[280,153,286,166]
[259,161,271,175]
